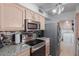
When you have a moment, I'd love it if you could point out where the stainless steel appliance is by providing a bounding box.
[0,39,4,48]
[25,39,45,56]
[15,32,21,44]
[24,19,40,32]
[0,34,4,48]
[12,33,22,44]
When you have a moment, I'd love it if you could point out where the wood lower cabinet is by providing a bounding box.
[76,13,79,37]
[0,3,25,31]
[40,38,50,56]
[45,38,50,56]
[16,48,30,56]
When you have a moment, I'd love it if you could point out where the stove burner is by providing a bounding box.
[25,39,44,46]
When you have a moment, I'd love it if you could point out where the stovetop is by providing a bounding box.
[25,39,44,46]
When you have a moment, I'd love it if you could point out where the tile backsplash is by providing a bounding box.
[0,31,37,45]
[0,32,15,36]
[0,32,21,45]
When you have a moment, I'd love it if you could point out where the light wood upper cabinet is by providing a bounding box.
[0,3,45,31]
[34,13,40,22]
[26,9,38,22]
[25,8,34,21]
[0,4,25,31]
[31,11,35,21]
[39,16,45,30]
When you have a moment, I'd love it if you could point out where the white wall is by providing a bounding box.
[19,3,48,17]
[76,4,79,13]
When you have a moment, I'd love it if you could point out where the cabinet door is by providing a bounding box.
[40,16,45,30]
[0,4,25,31]
[26,8,33,21]
[40,38,50,56]
[76,13,79,37]
[34,13,40,22]
[16,48,30,56]
[31,11,35,21]
[46,39,50,56]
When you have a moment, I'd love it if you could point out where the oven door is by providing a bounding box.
[31,45,45,56]
[31,42,45,56]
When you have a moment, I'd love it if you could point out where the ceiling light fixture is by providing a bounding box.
[61,6,64,12]
[65,21,69,24]
[52,3,64,15]
[52,8,57,14]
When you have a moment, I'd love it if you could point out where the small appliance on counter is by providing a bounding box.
[0,34,4,48]
[0,40,4,48]
[21,32,34,43]
[11,32,22,45]
[21,34,28,44]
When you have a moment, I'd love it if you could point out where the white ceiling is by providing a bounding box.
[35,3,79,17]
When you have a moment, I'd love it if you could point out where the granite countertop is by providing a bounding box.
[0,44,30,56]
[0,37,49,56]
[37,37,50,41]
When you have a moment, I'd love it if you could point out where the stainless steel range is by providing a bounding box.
[25,39,45,56]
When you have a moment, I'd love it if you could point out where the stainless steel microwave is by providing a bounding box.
[24,19,40,32]
[27,22,40,32]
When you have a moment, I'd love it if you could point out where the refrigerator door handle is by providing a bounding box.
[61,38,63,41]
